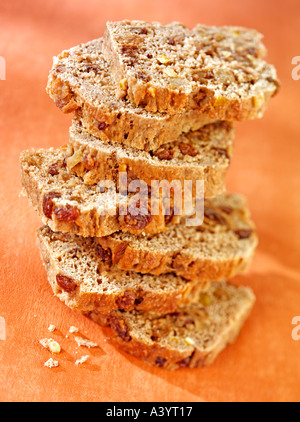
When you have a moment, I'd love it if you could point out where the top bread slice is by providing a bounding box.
[46,38,214,152]
[88,280,255,370]
[102,20,279,116]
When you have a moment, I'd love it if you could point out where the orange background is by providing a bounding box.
[0,0,300,402]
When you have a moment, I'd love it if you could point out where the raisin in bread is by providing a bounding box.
[97,193,257,281]
[66,118,234,198]
[102,20,279,116]
[46,38,214,152]
[38,226,211,314]
[20,148,181,237]
[88,281,255,369]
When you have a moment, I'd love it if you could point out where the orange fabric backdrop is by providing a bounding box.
[0,0,299,402]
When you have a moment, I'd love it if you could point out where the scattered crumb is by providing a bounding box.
[40,338,61,354]
[48,324,56,332]
[75,336,98,348]
[75,355,89,365]
[44,358,59,368]
[69,326,79,333]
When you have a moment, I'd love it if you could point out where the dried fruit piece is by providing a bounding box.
[95,244,112,263]
[219,205,233,214]
[56,274,77,293]
[48,162,60,176]
[234,228,252,239]
[212,147,230,159]
[54,204,80,222]
[110,316,131,342]
[153,145,174,160]
[177,352,195,367]
[116,291,135,310]
[124,202,152,230]
[204,206,227,225]
[179,142,198,157]
[97,121,109,131]
[155,356,167,367]
[165,207,174,225]
[42,192,61,219]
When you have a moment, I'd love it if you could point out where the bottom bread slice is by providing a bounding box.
[88,281,255,370]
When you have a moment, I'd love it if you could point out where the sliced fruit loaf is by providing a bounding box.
[38,225,211,314]
[102,20,279,116]
[20,148,182,237]
[66,118,234,198]
[97,193,258,281]
[88,281,255,369]
[46,38,214,152]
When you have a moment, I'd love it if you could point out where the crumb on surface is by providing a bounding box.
[75,355,89,365]
[69,326,79,333]
[40,338,61,354]
[44,358,59,368]
[75,336,98,348]
[48,324,56,332]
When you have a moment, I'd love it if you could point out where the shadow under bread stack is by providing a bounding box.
[20,20,279,369]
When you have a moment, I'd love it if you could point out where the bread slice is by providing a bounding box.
[46,38,214,152]
[38,225,212,314]
[102,20,279,116]
[88,281,255,369]
[20,148,182,237]
[98,193,257,281]
[66,118,234,198]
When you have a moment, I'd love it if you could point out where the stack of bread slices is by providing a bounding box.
[20,20,279,370]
